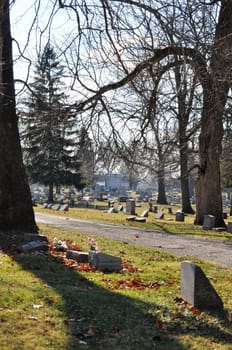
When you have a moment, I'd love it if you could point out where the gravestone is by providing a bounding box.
[175,211,185,222]
[227,222,232,233]
[126,216,136,221]
[126,199,136,215]
[181,261,223,311]
[117,205,124,212]
[140,210,149,218]
[19,240,49,253]
[52,203,60,211]
[154,212,164,219]
[66,250,89,262]
[223,211,228,219]
[108,207,117,213]
[135,217,146,222]
[88,251,122,272]
[203,215,215,230]
[59,204,69,211]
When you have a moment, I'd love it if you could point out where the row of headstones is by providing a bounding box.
[18,237,223,312]
[67,251,224,312]
[65,252,224,312]
[43,203,69,211]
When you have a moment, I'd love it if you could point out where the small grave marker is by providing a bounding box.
[117,205,124,212]
[51,203,60,211]
[140,210,149,218]
[88,251,122,272]
[175,211,185,222]
[203,215,215,230]
[107,207,117,213]
[135,217,146,223]
[19,240,49,252]
[126,216,136,221]
[66,250,89,262]
[181,261,223,311]
[59,204,69,211]
[154,212,164,219]
[227,222,232,233]
[126,199,136,215]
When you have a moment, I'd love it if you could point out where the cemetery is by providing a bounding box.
[2,220,231,350]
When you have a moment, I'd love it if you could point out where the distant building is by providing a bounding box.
[105,173,129,191]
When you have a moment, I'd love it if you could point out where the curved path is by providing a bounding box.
[35,212,232,268]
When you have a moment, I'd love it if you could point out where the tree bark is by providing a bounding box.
[157,168,167,204]
[195,1,232,226]
[0,1,37,232]
[180,144,194,214]
[48,183,54,202]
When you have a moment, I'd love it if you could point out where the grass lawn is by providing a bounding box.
[0,220,232,349]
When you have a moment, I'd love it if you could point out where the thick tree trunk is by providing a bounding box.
[48,183,54,202]
[180,144,195,214]
[0,1,37,232]
[195,98,225,226]
[180,145,194,214]
[157,169,167,204]
[194,1,232,226]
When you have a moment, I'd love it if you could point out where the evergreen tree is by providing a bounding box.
[20,43,85,202]
[76,127,95,188]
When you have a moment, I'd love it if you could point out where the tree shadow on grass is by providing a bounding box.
[1,231,232,350]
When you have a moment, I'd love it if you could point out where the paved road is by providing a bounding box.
[35,212,232,268]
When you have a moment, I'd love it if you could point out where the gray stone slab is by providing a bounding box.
[175,212,185,222]
[117,205,124,212]
[181,261,223,311]
[19,240,49,252]
[154,212,164,219]
[227,222,232,233]
[66,250,89,262]
[59,204,69,211]
[88,251,122,272]
[203,215,215,230]
[52,203,61,210]
[125,199,136,215]
[107,207,117,213]
[140,210,149,218]
[135,217,146,222]
[126,216,136,221]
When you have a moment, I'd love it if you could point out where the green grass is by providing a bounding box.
[0,224,232,349]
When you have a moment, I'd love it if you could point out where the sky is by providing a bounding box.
[10,0,75,94]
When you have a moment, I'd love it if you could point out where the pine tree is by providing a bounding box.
[20,43,85,202]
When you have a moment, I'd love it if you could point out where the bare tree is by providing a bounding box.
[0,0,37,232]
[11,0,232,227]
